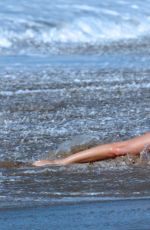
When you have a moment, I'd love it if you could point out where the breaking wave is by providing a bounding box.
[1,17,150,47]
[1,0,150,53]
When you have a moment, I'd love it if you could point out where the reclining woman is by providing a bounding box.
[33,132,150,166]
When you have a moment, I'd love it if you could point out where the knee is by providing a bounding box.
[110,145,127,157]
[144,132,150,136]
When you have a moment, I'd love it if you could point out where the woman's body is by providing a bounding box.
[33,132,150,166]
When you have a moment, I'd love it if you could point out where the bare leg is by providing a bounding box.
[33,132,150,166]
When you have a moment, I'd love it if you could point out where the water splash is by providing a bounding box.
[140,145,150,164]
[54,134,100,158]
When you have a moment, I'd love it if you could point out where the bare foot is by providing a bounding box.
[32,159,66,167]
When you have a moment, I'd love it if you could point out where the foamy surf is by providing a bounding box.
[1,0,150,54]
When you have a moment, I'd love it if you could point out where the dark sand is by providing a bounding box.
[0,198,150,230]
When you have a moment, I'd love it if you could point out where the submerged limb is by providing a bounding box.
[33,132,150,166]
[33,159,66,166]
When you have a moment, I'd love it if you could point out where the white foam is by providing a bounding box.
[32,17,150,43]
[1,2,150,48]
[0,36,12,48]
[131,4,139,9]
[28,17,150,44]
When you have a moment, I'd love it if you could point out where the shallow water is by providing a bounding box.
[0,0,150,209]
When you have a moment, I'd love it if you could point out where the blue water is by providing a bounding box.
[0,0,150,212]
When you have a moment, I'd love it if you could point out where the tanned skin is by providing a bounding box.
[33,132,150,167]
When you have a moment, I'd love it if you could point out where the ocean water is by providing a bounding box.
[0,0,150,209]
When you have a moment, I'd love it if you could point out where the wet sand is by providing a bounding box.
[0,198,150,230]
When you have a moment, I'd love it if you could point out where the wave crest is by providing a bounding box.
[1,14,150,50]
